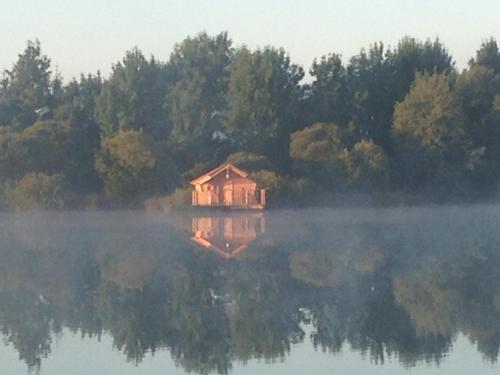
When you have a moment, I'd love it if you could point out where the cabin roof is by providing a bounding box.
[190,163,251,185]
[191,236,249,259]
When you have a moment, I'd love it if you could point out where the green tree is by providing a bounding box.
[54,74,103,193]
[251,169,289,206]
[225,46,304,168]
[0,291,55,372]
[3,173,67,210]
[166,32,232,169]
[97,48,168,138]
[340,139,388,189]
[347,42,390,144]
[455,65,500,193]
[225,152,271,171]
[95,130,177,204]
[347,38,453,150]
[470,38,500,74]
[290,122,350,186]
[307,53,350,126]
[0,120,72,184]
[20,120,72,176]
[386,37,454,102]
[0,40,59,128]
[0,127,25,182]
[392,72,470,193]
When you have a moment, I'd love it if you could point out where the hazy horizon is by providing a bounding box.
[2,0,499,81]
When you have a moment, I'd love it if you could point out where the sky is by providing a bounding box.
[1,0,500,81]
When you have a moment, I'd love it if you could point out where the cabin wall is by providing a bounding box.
[192,173,261,207]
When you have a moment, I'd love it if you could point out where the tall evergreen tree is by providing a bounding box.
[0,40,59,127]
[471,38,500,74]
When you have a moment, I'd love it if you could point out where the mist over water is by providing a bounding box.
[1,205,500,374]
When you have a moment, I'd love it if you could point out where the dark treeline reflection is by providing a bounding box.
[1,207,500,373]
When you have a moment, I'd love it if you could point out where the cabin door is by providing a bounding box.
[223,185,233,205]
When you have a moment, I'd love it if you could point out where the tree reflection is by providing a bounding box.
[1,209,500,372]
[0,291,53,372]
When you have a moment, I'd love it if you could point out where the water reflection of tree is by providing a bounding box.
[0,291,53,372]
[395,253,500,363]
[1,211,500,372]
[225,252,305,363]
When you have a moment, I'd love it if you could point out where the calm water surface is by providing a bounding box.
[1,206,500,374]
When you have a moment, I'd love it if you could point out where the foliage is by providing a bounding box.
[455,65,500,192]
[1,36,500,209]
[290,122,350,187]
[290,122,346,163]
[225,152,271,171]
[181,162,214,183]
[97,48,168,138]
[340,139,389,189]
[0,120,72,182]
[347,37,453,149]
[392,72,470,193]
[0,127,25,182]
[225,46,304,167]
[307,53,349,126]
[3,172,67,210]
[251,169,289,206]
[0,40,59,128]
[471,38,500,74]
[166,32,232,169]
[95,130,177,204]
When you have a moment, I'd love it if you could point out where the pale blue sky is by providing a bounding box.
[1,0,499,81]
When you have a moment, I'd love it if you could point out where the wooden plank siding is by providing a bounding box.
[190,163,265,209]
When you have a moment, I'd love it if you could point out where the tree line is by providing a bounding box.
[1,33,500,209]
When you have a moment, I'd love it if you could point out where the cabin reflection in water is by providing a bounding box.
[191,214,266,258]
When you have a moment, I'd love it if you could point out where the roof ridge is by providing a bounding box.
[190,163,249,185]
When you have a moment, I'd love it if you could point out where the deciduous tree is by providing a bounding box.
[225,46,304,168]
[392,72,469,193]
[95,130,177,204]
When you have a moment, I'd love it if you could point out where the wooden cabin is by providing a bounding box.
[190,163,266,209]
[191,213,266,259]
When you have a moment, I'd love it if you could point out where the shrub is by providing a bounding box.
[340,139,389,190]
[290,122,350,187]
[4,173,67,210]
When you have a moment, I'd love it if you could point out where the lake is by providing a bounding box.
[1,206,500,374]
